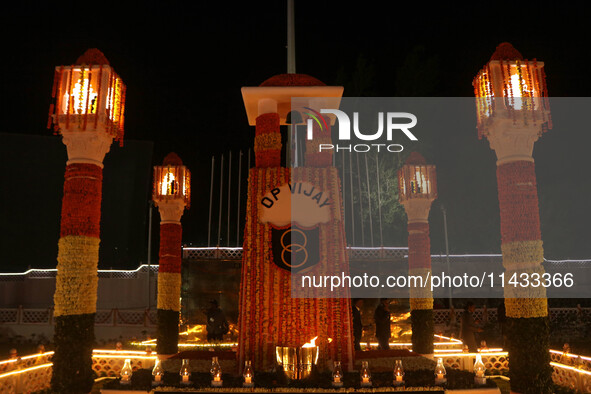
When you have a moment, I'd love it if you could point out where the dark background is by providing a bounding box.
[1,1,590,272]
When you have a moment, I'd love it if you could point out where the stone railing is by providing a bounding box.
[433,307,591,327]
[2,306,588,330]
[438,351,509,373]
[551,362,591,393]
[0,264,158,281]
[0,308,157,327]
[0,351,54,393]
[182,246,408,261]
[91,350,157,377]
[2,348,591,392]
[550,349,591,393]
[0,350,160,392]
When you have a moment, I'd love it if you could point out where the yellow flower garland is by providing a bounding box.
[54,235,100,317]
[157,272,182,312]
[408,268,433,310]
[410,298,434,310]
[499,237,548,318]
[505,297,548,318]
[501,239,544,269]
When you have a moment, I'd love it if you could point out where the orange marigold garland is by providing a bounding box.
[238,167,354,371]
[407,220,434,354]
[52,163,103,392]
[497,161,541,243]
[157,222,182,354]
[255,113,281,167]
[407,222,431,270]
[60,164,103,238]
[158,223,182,274]
[497,160,547,319]
[497,160,550,392]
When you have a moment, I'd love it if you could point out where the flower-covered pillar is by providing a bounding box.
[254,97,282,168]
[47,48,126,392]
[397,152,437,354]
[153,153,191,355]
[473,42,552,393]
[239,74,353,371]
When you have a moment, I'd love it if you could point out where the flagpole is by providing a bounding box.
[218,154,224,246]
[287,0,296,74]
[227,151,232,246]
[208,156,214,247]
[236,150,243,246]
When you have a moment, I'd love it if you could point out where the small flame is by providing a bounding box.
[327,338,333,343]
[302,336,318,348]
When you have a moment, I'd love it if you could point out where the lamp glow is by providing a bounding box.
[120,359,132,385]
[434,357,447,385]
[332,361,343,388]
[210,356,222,387]
[152,358,164,386]
[398,154,437,203]
[179,359,191,385]
[472,42,550,140]
[243,360,254,387]
[153,155,191,207]
[48,49,126,142]
[474,353,487,385]
[393,359,405,386]
[360,360,372,387]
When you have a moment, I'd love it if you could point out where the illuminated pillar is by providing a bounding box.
[398,152,437,354]
[47,48,126,392]
[153,153,191,354]
[239,74,353,371]
[473,42,552,393]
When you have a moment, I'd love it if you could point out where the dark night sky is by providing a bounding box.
[1,1,591,270]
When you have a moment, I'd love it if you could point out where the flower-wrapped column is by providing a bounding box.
[156,212,183,354]
[491,134,551,394]
[490,130,551,393]
[153,153,191,355]
[52,159,106,393]
[398,152,437,354]
[255,107,282,168]
[474,43,552,393]
[240,75,352,371]
[48,49,125,393]
[237,166,354,371]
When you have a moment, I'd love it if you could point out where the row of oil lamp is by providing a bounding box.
[119,355,487,387]
[343,355,486,388]
[120,356,239,387]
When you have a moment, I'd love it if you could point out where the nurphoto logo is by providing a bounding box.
[304,108,418,153]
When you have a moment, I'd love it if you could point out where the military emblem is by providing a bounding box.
[271,225,319,273]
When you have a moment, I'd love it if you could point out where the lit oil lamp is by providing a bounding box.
[210,356,223,387]
[332,361,343,388]
[474,353,487,385]
[360,360,372,387]
[120,359,132,385]
[434,357,447,385]
[243,360,254,388]
[179,359,191,385]
[393,359,405,387]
